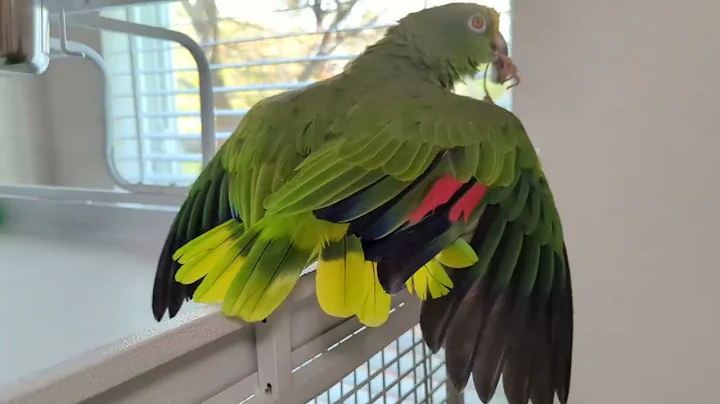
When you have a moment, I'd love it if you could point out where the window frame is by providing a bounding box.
[102,3,187,186]
[100,1,513,189]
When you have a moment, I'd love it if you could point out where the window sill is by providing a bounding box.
[0,192,418,404]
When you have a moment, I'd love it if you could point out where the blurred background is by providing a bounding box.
[0,0,511,189]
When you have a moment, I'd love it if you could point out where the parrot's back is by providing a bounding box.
[151,75,364,321]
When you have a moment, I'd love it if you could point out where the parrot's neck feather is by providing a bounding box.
[347,31,476,90]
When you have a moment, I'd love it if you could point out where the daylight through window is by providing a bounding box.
[100,0,513,187]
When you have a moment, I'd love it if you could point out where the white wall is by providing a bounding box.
[0,0,718,402]
[0,27,113,189]
[0,74,50,185]
[514,0,720,402]
[43,27,115,189]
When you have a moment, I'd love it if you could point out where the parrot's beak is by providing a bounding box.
[491,32,520,89]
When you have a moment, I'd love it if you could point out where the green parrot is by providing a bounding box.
[151,3,573,404]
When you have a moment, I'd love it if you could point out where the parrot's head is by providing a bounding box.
[393,3,518,88]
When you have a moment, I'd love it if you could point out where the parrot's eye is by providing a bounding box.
[467,15,487,33]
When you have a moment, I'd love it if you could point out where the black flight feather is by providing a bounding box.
[152,166,233,321]
[419,178,573,404]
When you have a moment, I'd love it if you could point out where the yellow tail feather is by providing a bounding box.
[173,219,240,263]
[259,212,348,251]
[194,254,245,303]
[222,236,312,322]
[316,236,374,319]
[435,239,478,268]
[174,212,355,323]
[356,262,392,327]
[406,259,454,300]
[175,235,239,285]
[174,220,253,306]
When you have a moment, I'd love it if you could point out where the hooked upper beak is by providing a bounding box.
[491,32,520,89]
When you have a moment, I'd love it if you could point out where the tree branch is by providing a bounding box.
[296,0,370,81]
[181,0,235,132]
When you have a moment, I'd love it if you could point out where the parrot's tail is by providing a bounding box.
[174,213,379,323]
[172,219,250,306]
[419,203,574,404]
[359,178,485,296]
[316,233,479,327]
[316,234,391,326]
[403,238,483,301]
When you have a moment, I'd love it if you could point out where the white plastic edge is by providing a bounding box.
[46,0,175,14]
[0,273,311,404]
[0,193,421,404]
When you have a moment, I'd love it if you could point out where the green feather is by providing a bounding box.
[495,147,517,187]
[517,235,541,296]
[185,184,207,239]
[492,223,524,290]
[250,164,275,225]
[382,140,422,177]
[269,165,385,215]
[395,142,438,181]
[365,139,406,170]
[523,189,542,234]
[499,175,529,221]
[222,236,312,321]
[476,142,497,184]
[555,249,568,289]
[448,145,479,182]
[536,244,556,295]
[341,130,396,167]
[201,176,220,230]
[218,172,230,222]
[470,215,507,278]
[536,202,554,246]
[236,169,253,223]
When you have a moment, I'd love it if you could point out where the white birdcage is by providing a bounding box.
[0,1,513,403]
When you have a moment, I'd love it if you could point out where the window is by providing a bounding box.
[101,0,513,187]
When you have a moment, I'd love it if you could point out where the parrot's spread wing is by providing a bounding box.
[153,81,571,404]
[421,175,572,404]
[263,86,535,290]
[263,86,572,404]
[264,88,533,215]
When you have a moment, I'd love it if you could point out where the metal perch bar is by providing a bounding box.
[49,37,130,193]
[47,36,187,196]
[64,13,216,170]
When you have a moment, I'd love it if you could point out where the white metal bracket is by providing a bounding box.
[254,305,293,402]
[47,10,215,195]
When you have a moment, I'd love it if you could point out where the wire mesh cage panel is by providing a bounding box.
[286,326,507,404]
[309,325,448,404]
[295,324,510,404]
